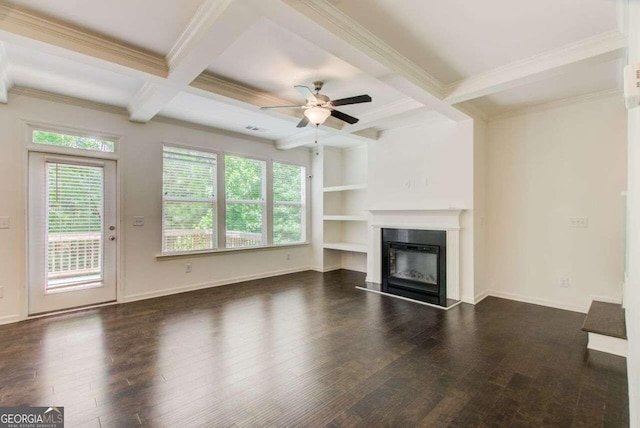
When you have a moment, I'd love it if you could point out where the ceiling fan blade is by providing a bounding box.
[296,116,310,128]
[260,105,302,110]
[331,109,359,124]
[331,95,372,107]
[295,85,317,102]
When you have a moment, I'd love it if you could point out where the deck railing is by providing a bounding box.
[48,232,101,278]
[49,230,264,277]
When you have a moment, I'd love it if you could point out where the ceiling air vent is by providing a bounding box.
[245,125,268,132]
[624,64,640,110]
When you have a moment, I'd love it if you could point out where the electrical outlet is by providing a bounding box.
[569,217,588,228]
[286,252,291,260]
[185,263,192,273]
[133,216,145,227]
[0,286,3,298]
[559,277,571,288]
[0,217,9,229]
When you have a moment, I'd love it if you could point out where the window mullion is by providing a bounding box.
[266,159,273,246]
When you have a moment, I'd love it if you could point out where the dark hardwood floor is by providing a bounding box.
[0,270,629,427]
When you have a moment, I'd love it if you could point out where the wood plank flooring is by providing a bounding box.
[0,270,629,427]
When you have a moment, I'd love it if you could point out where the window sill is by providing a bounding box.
[156,242,309,260]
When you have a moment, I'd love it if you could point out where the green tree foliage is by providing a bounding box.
[273,162,303,244]
[34,131,114,152]
[225,155,265,236]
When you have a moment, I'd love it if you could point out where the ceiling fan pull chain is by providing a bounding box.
[315,124,320,156]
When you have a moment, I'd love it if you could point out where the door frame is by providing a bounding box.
[23,121,123,319]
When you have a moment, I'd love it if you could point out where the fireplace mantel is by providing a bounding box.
[366,208,465,301]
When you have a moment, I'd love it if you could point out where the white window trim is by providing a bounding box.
[160,143,309,256]
[26,122,120,157]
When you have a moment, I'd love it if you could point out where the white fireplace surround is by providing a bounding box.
[366,209,463,301]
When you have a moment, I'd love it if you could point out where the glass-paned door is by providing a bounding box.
[28,153,117,314]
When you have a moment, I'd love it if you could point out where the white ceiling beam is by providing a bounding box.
[444,30,627,105]
[0,42,12,103]
[257,0,468,122]
[127,0,259,122]
[0,3,167,78]
[276,127,378,150]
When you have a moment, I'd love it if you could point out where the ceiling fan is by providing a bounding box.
[260,81,372,128]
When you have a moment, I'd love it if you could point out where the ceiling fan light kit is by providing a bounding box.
[304,106,332,125]
[260,81,372,129]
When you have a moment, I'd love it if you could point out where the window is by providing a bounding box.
[225,155,266,248]
[33,130,115,153]
[273,162,305,244]
[162,146,217,253]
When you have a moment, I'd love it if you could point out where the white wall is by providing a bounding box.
[486,95,627,313]
[625,3,640,426]
[368,120,473,211]
[367,119,476,301]
[0,93,313,323]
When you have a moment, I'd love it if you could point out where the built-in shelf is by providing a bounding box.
[323,242,368,253]
[323,183,368,193]
[323,215,368,221]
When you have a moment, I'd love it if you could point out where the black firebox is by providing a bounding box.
[382,228,447,306]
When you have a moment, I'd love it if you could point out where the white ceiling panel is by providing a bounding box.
[5,43,142,107]
[159,92,307,141]
[6,0,205,55]
[207,17,407,118]
[331,0,619,83]
[467,59,622,117]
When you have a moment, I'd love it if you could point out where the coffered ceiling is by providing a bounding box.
[0,0,627,148]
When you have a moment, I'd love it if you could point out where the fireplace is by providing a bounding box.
[382,228,447,306]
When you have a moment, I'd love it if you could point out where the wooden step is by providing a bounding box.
[582,301,627,339]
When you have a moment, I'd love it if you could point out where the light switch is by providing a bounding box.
[0,217,9,229]
[133,216,145,227]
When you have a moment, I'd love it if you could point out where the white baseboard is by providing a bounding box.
[123,266,312,303]
[590,295,622,305]
[473,290,491,304]
[588,332,627,357]
[487,290,588,313]
[310,265,341,273]
[0,314,22,326]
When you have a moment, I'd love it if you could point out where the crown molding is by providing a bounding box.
[0,42,11,103]
[166,0,235,72]
[9,86,128,114]
[453,102,488,123]
[9,85,278,144]
[0,3,167,77]
[445,31,627,105]
[281,0,445,99]
[489,88,622,121]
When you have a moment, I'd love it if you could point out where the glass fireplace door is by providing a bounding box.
[388,243,439,287]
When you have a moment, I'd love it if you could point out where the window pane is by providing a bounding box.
[273,162,303,203]
[225,155,265,248]
[47,163,103,288]
[225,155,265,201]
[162,146,217,253]
[273,205,302,244]
[163,201,215,253]
[164,147,216,199]
[34,130,115,153]
[273,162,305,244]
[226,203,263,248]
